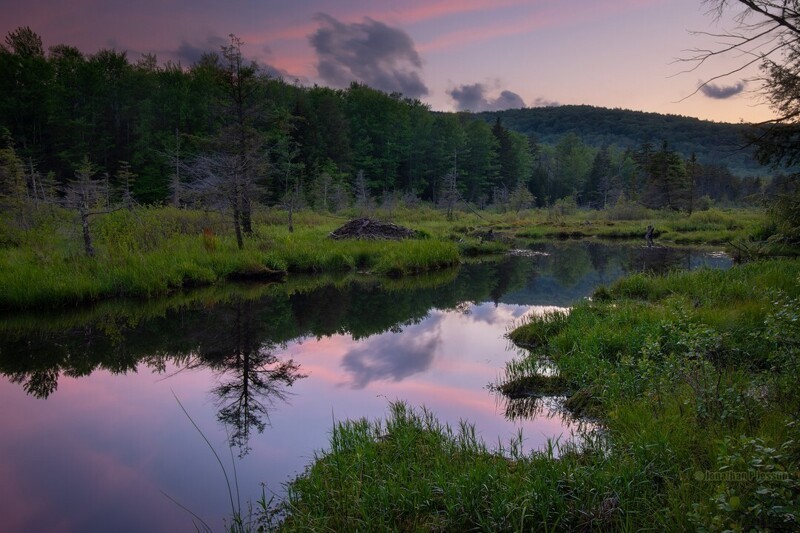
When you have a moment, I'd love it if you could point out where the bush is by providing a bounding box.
[603,197,653,221]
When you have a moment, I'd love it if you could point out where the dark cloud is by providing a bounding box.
[699,81,746,99]
[171,35,295,79]
[175,35,228,65]
[531,97,560,107]
[342,327,440,389]
[448,83,526,111]
[309,13,428,97]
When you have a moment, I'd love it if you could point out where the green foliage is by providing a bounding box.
[496,259,800,530]
[507,310,569,348]
[512,207,763,245]
[690,428,800,531]
[0,130,26,202]
[0,206,470,309]
[508,181,535,213]
[766,191,800,245]
[603,196,654,220]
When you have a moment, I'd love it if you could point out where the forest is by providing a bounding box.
[477,105,766,176]
[0,26,776,221]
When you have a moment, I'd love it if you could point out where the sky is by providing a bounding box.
[0,0,776,123]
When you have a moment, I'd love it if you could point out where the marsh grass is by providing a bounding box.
[514,207,763,245]
[0,204,770,309]
[279,401,640,532]
[497,258,800,530]
[275,260,800,531]
[0,207,463,309]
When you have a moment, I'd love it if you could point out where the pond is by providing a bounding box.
[0,242,731,532]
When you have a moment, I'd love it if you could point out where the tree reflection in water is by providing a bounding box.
[213,349,304,456]
[187,301,307,456]
[9,366,59,399]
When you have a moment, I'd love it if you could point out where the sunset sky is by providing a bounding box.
[0,0,774,123]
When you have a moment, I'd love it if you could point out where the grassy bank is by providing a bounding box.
[0,206,463,309]
[273,259,800,531]
[0,203,767,309]
[515,205,764,244]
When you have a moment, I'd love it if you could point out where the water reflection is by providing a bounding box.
[0,242,732,531]
[501,395,566,423]
[195,301,306,455]
[0,242,731,439]
[342,318,441,389]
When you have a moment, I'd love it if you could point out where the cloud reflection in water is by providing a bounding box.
[341,316,443,389]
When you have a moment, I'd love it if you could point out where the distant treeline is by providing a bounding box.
[477,106,766,177]
[0,27,778,212]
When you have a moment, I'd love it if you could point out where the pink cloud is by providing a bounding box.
[373,0,532,25]
[420,0,667,53]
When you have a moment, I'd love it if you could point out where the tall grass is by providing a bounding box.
[280,401,638,532]
[0,207,464,309]
[0,204,770,309]
[497,258,800,530]
[275,260,800,530]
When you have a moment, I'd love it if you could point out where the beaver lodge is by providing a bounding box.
[329,218,418,240]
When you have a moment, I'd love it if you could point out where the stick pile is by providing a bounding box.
[329,218,417,240]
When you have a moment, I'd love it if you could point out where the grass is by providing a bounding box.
[278,402,629,532]
[0,206,465,309]
[514,207,764,244]
[271,259,800,531]
[264,226,460,276]
[0,203,769,309]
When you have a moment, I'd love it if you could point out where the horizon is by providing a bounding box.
[1,0,776,124]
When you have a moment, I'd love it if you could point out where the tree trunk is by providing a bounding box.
[79,204,95,257]
[173,128,181,207]
[232,197,244,250]
[241,193,253,235]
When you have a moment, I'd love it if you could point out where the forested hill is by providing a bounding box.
[0,27,772,211]
[476,106,761,176]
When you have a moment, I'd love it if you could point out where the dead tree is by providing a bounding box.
[185,152,247,249]
[60,157,110,257]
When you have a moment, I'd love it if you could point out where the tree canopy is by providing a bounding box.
[0,27,773,215]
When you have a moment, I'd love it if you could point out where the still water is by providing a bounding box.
[0,242,731,532]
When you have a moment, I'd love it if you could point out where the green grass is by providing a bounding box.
[278,402,638,532]
[0,206,465,309]
[272,259,800,531]
[0,234,287,308]
[0,203,769,309]
[263,226,461,276]
[514,207,764,245]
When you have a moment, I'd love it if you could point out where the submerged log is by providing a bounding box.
[329,217,417,240]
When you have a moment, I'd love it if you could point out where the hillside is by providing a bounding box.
[476,105,763,176]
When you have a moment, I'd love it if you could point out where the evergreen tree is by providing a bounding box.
[509,181,535,214]
[492,117,515,189]
[642,141,687,210]
[584,145,614,208]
